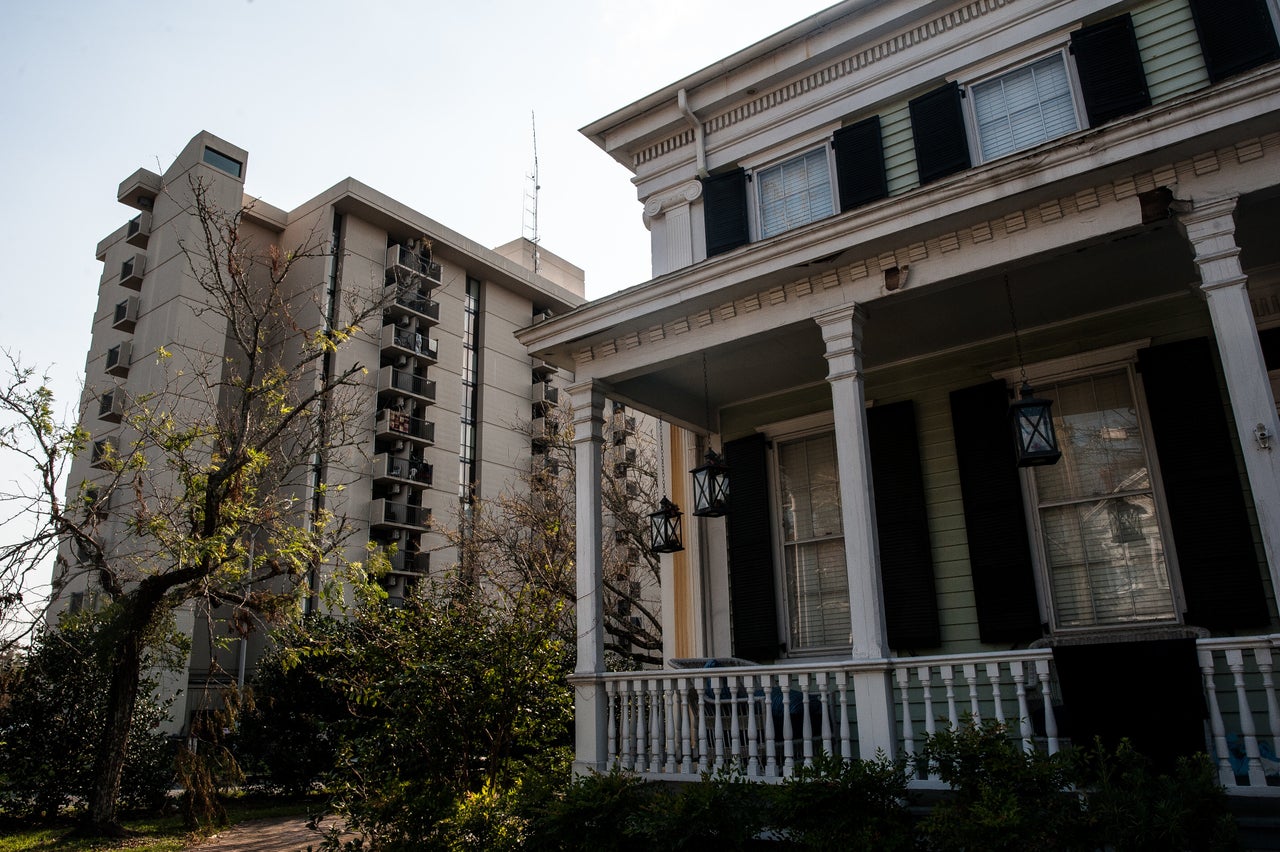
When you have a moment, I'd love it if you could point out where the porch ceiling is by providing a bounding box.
[611,222,1200,430]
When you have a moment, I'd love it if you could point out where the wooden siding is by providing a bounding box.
[1132,0,1211,104]
[882,101,919,197]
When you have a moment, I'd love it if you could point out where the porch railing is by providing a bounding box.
[591,635,1280,792]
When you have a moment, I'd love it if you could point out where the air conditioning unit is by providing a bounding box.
[389,484,402,496]
[393,440,406,452]
[397,314,411,328]
[390,463,404,478]
[395,355,408,368]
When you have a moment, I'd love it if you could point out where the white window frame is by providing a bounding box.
[758,412,852,657]
[996,343,1186,634]
[958,40,1088,165]
[741,123,841,242]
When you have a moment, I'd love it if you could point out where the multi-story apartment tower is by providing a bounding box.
[56,131,584,732]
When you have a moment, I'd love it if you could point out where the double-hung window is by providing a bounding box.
[970,51,1081,162]
[756,148,835,239]
[1023,366,1178,630]
[776,431,848,651]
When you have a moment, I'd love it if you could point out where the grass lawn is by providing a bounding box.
[0,795,322,852]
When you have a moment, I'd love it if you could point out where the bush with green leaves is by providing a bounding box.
[0,613,175,821]
[260,579,572,851]
[772,751,912,850]
[1072,739,1237,851]
[916,718,1084,851]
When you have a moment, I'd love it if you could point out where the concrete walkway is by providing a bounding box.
[184,815,348,852]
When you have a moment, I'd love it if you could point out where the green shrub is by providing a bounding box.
[916,717,1083,851]
[633,770,772,850]
[772,751,913,850]
[523,769,654,852]
[1072,740,1237,851]
[0,613,175,821]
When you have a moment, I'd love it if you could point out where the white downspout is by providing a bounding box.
[677,88,708,179]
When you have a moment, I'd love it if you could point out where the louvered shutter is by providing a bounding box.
[1071,14,1151,126]
[1187,0,1280,83]
[833,116,888,212]
[1138,338,1269,629]
[868,401,941,649]
[909,82,971,185]
[724,433,780,660]
[949,380,1042,644]
[701,168,750,258]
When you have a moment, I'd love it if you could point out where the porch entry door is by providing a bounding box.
[777,432,850,651]
[1029,368,1178,629]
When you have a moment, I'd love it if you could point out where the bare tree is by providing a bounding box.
[450,403,663,667]
[0,177,380,835]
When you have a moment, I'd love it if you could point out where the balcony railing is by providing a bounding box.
[584,636,1280,791]
[387,550,431,576]
[383,290,441,326]
[372,452,432,486]
[375,408,435,445]
[369,498,431,530]
[380,323,439,360]
[377,365,437,403]
[385,244,443,286]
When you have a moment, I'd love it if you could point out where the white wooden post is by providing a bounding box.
[569,381,607,775]
[815,304,896,760]
[1178,197,1280,603]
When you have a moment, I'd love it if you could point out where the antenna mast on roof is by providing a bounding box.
[523,111,542,274]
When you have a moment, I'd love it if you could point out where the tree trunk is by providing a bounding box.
[81,620,146,835]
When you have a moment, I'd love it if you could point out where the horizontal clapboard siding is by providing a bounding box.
[1132,0,1210,104]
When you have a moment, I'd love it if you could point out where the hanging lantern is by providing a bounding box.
[690,449,730,517]
[1009,382,1061,467]
[648,497,684,553]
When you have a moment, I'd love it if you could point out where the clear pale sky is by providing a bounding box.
[0,1,834,616]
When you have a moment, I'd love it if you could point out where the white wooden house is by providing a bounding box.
[520,0,1280,791]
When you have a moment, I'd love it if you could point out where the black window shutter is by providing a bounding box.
[949,380,1042,644]
[1259,326,1280,370]
[909,82,971,185]
[1187,0,1280,83]
[868,401,941,649]
[701,168,750,258]
[833,116,888,212]
[1138,338,1269,629]
[723,433,780,660]
[1071,14,1151,126]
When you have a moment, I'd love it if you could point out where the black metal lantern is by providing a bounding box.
[1009,382,1062,467]
[691,449,730,517]
[649,497,684,553]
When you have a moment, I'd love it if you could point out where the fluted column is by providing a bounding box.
[815,303,895,760]
[1178,197,1280,607]
[569,380,607,773]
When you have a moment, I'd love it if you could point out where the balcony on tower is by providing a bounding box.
[385,244,442,287]
[377,365,437,405]
[380,323,439,363]
[372,452,433,488]
[369,498,431,532]
[125,211,152,248]
[119,253,147,290]
[375,408,435,446]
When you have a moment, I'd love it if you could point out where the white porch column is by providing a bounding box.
[569,380,607,774]
[815,304,896,760]
[1178,197,1280,605]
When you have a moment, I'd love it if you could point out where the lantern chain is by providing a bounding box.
[1004,273,1029,388]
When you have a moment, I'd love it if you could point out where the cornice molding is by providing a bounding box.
[633,0,1015,169]
[572,130,1280,367]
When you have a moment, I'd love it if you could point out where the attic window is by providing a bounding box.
[202,147,243,178]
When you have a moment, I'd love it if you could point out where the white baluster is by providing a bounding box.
[606,681,618,768]
[712,674,726,771]
[964,664,981,720]
[1226,650,1267,787]
[781,673,795,776]
[818,671,834,758]
[918,665,938,780]
[729,673,743,769]
[697,676,710,774]
[1012,661,1033,754]
[941,665,959,728]
[896,667,915,762]
[651,678,665,774]
[801,673,815,768]
[763,671,778,779]
[986,662,1007,727]
[1199,648,1236,787]
[1254,648,1280,761]
[664,677,677,775]
[634,678,648,773]
[677,677,692,775]
[837,670,852,762]
[745,674,760,777]
[1035,660,1058,754]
